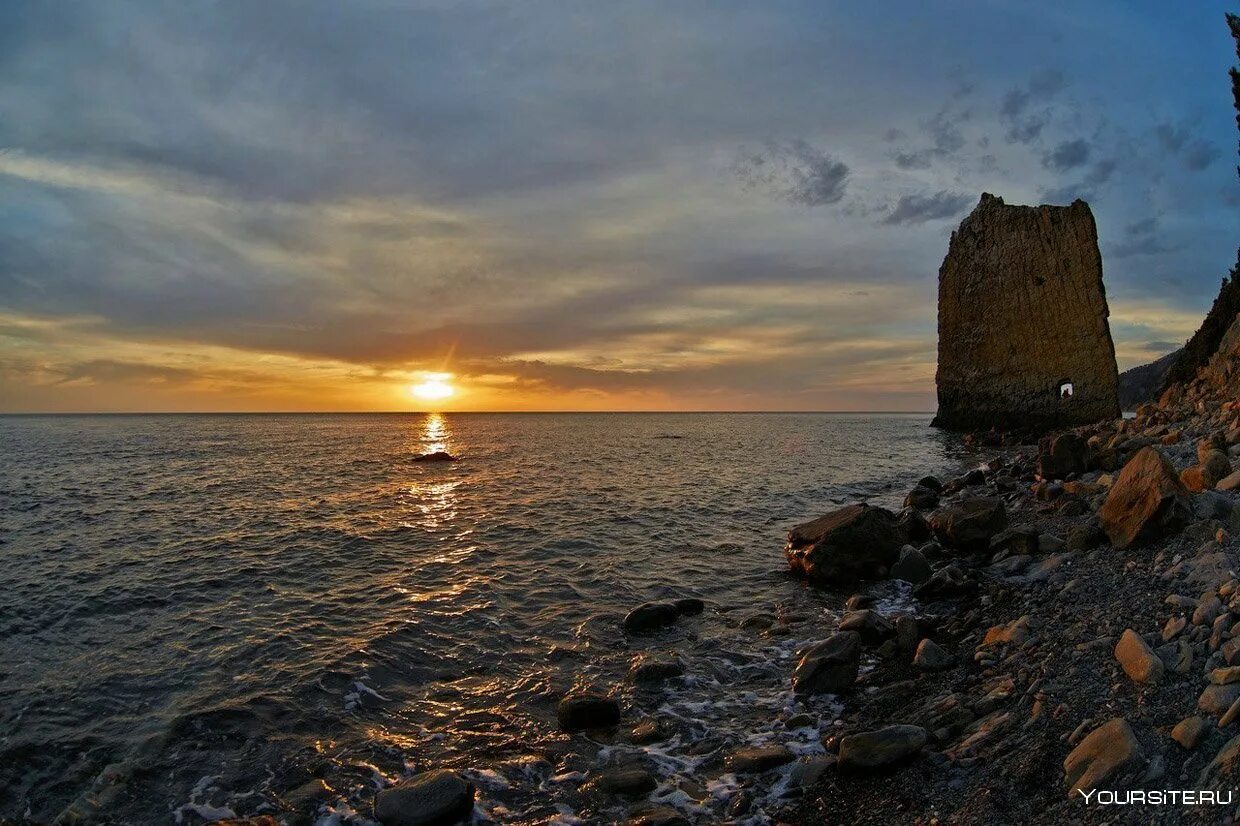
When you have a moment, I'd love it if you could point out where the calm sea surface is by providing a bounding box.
[0,413,972,824]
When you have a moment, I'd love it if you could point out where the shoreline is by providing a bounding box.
[782,396,1240,823]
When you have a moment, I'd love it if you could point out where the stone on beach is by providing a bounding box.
[1097,446,1192,548]
[792,631,860,695]
[373,770,475,826]
[837,725,928,770]
[1038,432,1090,480]
[929,498,1007,551]
[912,638,952,671]
[1062,718,1145,797]
[785,503,903,584]
[1172,716,1210,749]
[889,546,931,584]
[836,609,894,645]
[1113,629,1163,684]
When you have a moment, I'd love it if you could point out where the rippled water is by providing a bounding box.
[1,413,971,824]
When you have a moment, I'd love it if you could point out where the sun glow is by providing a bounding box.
[410,373,455,401]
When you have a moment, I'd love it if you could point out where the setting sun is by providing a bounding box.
[410,373,455,401]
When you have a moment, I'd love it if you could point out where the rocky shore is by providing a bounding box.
[783,373,1240,823]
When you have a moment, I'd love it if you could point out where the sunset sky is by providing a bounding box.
[1,1,1237,412]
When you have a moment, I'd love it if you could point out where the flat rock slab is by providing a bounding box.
[724,745,795,773]
[838,725,927,770]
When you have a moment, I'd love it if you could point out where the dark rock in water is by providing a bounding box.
[932,194,1119,432]
[837,725,927,770]
[904,485,940,510]
[557,693,621,731]
[930,498,1007,551]
[627,805,690,826]
[1063,718,1145,797]
[724,744,795,773]
[583,767,658,798]
[629,654,685,684]
[890,546,931,585]
[412,451,459,463]
[837,609,894,646]
[785,503,903,584]
[671,597,705,616]
[1098,447,1192,548]
[792,631,860,695]
[631,718,666,744]
[623,602,680,633]
[1038,432,1090,480]
[373,769,475,826]
[917,475,944,493]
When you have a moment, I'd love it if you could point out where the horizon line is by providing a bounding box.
[0,409,938,416]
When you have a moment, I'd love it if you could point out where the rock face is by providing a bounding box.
[785,504,902,584]
[933,194,1120,432]
[1097,447,1192,548]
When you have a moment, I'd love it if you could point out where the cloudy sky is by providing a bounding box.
[1,1,1236,412]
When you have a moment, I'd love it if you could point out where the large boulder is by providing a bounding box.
[1038,432,1090,479]
[374,770,475,826]
[929,498,1008,551]
[1098,447,1192,548]
[1062,718,1145,798]
[785,504,902,584]
[792,631,860,695]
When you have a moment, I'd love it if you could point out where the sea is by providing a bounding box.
[0,412,975,825]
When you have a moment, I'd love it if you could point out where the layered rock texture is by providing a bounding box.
[933,194,1120,432]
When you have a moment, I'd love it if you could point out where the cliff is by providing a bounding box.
[933,193,1121,432]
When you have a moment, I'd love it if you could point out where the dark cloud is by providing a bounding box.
[1042,139,1091,171]
[1000,69,1066,145]
[734,140,850,206]
[1155,122,1220,172]
[882,191,972,225]
[1108,214,1183,258]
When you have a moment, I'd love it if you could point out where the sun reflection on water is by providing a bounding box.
[419,412,451,455]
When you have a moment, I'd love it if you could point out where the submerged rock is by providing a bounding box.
[412,451,459,463]
[785,503,902,584]
[583,767,657,798]
[557,693,621,732]
[724,744,795,773]
[623,602,680,634]
[373,769,475,826]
